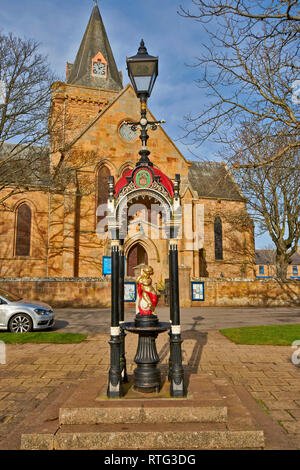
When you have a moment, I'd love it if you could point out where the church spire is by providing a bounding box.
[67,3,123,91]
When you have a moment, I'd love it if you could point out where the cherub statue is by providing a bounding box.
[136,265,158,316]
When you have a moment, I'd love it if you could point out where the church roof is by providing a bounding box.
[188,161,245,201]
[0,143,50,187]
[67,4,123,91]
[255,249,300,266]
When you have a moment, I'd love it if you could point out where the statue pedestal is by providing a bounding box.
[123,315,170,393]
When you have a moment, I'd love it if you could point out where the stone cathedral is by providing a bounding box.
[0,4,255,285]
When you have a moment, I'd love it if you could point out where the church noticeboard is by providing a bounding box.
[191,281,205,301]
[102,256,111,276]
[124,282,136,302]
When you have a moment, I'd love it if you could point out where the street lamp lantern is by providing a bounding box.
[125,40,164,167]
[126,40,158,99]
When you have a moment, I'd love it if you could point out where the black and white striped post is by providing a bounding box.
[119,239,128,383]
[107,238,122,398]
[107,176,122,398]
[168,174,184,397]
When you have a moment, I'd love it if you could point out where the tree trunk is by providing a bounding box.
[275,252,289,281]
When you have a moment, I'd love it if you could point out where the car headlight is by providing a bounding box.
[34,308,49,316]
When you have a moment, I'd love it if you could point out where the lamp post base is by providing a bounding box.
[107,335,122,398]
[169,332,185,398]
[120,327,128,383]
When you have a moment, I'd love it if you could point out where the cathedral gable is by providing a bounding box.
[67,85,190,180]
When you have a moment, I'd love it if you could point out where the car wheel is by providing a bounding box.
[8,313,33,333]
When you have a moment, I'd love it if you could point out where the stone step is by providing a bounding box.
[58,374,228,425]
[59,405,227,425]
[22,423,264,450]
[20,374,267,450]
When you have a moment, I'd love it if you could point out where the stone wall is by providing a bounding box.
[190,278,300,307]
[0,277,298,308]
[0,278,111,308]
[0,190,49,278]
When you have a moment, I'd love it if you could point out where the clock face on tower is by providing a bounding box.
[93,61,106,76]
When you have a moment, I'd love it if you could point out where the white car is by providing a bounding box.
[0,288,55,333]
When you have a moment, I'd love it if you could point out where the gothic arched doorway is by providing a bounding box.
[127,243,148,277]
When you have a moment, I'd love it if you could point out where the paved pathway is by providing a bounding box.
[1,325,300,449]
[52,306,300,334]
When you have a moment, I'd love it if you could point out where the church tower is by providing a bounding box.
[50,3,124,150]
[66,3,123,91]
[48,3,129,278]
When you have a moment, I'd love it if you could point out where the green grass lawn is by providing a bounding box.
[0,332,88,344]
[220,324,300,346]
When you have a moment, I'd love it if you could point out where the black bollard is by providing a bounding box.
[119,240,128,383]
[169,239,184,397]
[107,240,122,398]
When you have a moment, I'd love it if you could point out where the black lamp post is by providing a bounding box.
[126,40,164,167]
[121,40,170,393]
[118,41,184,397]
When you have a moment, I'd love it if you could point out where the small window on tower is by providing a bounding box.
[92,52,107,77]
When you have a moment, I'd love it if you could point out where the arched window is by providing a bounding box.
[199,248,208,277]
[15,203,32,256]
[214,217,223,260]
[97,165,111,222]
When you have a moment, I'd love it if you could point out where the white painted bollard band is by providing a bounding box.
[171,325,181,335]
[110,327,120,336]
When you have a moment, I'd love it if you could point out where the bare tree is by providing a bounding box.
[0,32,58,204]
[178,1,300,167]
[0,33,99,208]
[228,121,300,279]
[179,1,300,25]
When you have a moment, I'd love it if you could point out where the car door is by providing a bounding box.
[0,297,8,326]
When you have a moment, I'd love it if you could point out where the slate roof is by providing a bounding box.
[0,143,50,187]
[1,143,248,203]
[255,249,300,265]
[67,4,123,91]
[291,252,300,265]
[188,161,245,201]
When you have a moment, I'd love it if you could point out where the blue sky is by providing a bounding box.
[1,0,205,156]
[0,0,272,248]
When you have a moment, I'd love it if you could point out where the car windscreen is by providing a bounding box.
[0,289,22,302]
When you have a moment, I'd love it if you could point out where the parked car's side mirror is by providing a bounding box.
[0,298,7,305]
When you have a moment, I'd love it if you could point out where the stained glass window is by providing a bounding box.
[15,204,31,256]
[214,217,223,260]
[97,166,111,222]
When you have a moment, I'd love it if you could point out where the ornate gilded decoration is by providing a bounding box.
[136,265,158,316]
